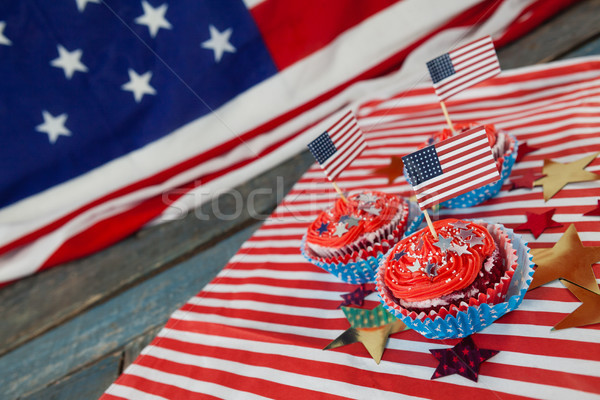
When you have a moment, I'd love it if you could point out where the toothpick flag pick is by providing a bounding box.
[307,111,367,201]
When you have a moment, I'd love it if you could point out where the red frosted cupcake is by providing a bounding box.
[301,190,415,283]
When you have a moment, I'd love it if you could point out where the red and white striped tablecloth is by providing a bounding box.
[102,57,600,400]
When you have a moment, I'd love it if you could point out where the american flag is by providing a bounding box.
[102,57,600,400]
[307,111,367,181]
[427,35,501,101]
[403,126,500,210]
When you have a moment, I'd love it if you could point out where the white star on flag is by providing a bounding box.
[135,1,172,38]
[202,25,236,63]
[121,69,156,103]
[50,45,88,79]
[76,0,100,12]
[0,21,12,46]
[36,111,71,144]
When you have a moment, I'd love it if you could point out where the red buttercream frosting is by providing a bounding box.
[383,218,494,302]
[306,191,406,250]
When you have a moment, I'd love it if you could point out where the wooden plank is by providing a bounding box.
[122,325,163,370]
[563,35,600,59]
[498,0,600,69]
[0,150,314,357]
[0,222,262,400]
[20,353,121,400]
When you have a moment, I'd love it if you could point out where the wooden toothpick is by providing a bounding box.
[440,101,455,133]
[423,209,438,240]
[331,181,348,203]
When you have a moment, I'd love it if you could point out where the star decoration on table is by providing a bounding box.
[36,111,71,144]
[392,249,407,261]
[449,244,471,256]
[509,172,545,191]
[340,215,360,228]
[583,200,600,217]
[429,336,499,382]
[529,224,600,293]
[372,156,404,184]
[202,25,236,62]
[407,259,421,272]
[316,222,329,236]
[50,45,88,80]
[333,222,348,237]
[0,21,12,46]
[553,279,600,330]
[515,209,563,239]
[449,220,471,230]
[338,284,374,308]
[433,236,452,252]
[534,152,600,201]
[515,141,540,163]
[121,69,157,103]
[76,0,101,12]
[464,235,485,247]
[325,304,409,364]
[135,1,172,38]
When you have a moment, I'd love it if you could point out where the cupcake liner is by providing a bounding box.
[376,221,534,339]
[441,133,518,208]
[301,200,422,284]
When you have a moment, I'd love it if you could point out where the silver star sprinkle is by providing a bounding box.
[449,244,471,256]
[458,229,475,241]
[407,259,421,272]
[340,215,360,228]
[433,235,453,252]
[465,235,485,247]
[357,193,378,203]
[450,220,471,230]
[364,206,381,216]
[333,223,349,237]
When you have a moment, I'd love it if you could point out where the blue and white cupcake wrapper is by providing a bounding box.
[377,223,534,339]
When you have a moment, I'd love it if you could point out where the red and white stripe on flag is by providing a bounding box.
[429,36,501,101]
[403,126,500,210]
[307,111,367,181]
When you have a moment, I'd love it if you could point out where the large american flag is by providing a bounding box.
[427,35,501,101]
[403,126,500,210]
[307,111,367,181]
[102,57,600,400]
[0,0,576,285]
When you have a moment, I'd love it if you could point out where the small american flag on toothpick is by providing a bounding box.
[402,125,500,210]
[427,35,501,101]
[307,110,367,182]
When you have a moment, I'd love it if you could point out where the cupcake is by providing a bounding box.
[419,123,517,208]
[301,190,418,284]
[376,218,534,339]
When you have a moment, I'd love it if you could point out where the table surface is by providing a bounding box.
[2,1,600,399]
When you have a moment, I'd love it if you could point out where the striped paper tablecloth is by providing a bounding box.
[102,57,600,400]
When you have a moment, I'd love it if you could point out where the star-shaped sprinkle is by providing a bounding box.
[357,193,379,204]
[529,224,600,293]
[392,249,407,261]
[0,21,12,46]
[583,200,600,217]
[509,172,545,191]
[430,336,499,382]
[338,284,374,308]
[449,244,471,256]
[135,1,172,38]
[121,69,156,103]
[534,153,600,201]
[202,25,236,63]
[425,261,438,278]
[36,111,71,144]
[553,279,600,330]
[458,229,475,241]
[50,45,88,80]
[316,222,329,236]
[372,156,404,185]
[325,305,409,364]
[515,141,540,162]
[333,222,348,237]
[364,206,381,216]
[433,236,453,252]
[76,0,100,12]
[407,259,421,272]
[449,220,471,230]
[416,238,424,251]
[464,235,485,247]
[340,215,360,227]
[515,209,563,239]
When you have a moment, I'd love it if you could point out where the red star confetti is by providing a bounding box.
[583,200,600,217]
[515,209,563,239]
[372,156,404,185]
[430,336,499,382]
[516,141,540,162]
[509,172,545,191]
[338,284,374,308]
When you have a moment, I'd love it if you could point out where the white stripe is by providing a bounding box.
[418,170,499,207]
[438,65,500,99]
[186,297,341,318]
[104,384,170,400]
[201,283,353,300]
[449,36,491,59]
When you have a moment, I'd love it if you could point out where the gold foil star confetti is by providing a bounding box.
[534,152,600,201]
[529,224,600,293]
[553,279,600,330]
[324,304,409,364]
